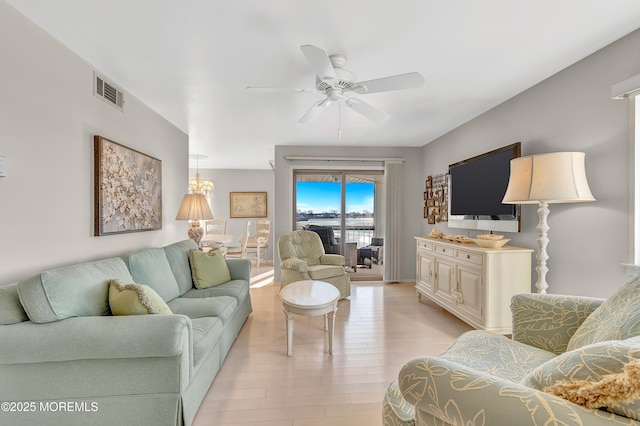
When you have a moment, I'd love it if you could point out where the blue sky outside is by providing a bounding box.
[296,182,374,214]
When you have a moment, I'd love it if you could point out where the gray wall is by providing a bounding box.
[0,2,187,285]
[422,28,640,298]
[273,145,424,282]
[191,168,275,259]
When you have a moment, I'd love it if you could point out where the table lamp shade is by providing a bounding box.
[175,193,214,220]
[502,152,595,204]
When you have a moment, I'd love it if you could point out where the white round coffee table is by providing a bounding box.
[279,280,340,356]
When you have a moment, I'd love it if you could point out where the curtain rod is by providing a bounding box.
[284,156,405,162]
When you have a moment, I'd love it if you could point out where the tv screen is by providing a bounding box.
[449,143,520,218]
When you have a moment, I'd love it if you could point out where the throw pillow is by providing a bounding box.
[189,249,231,289]
[567,275,640,351]
[543,359,640,410]
[522,337,640,420]
[108,279,172,315]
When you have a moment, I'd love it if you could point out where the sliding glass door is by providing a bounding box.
[294,170,384,275]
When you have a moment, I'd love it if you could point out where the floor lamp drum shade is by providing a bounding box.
[502,152,595,294]
[502,152,595,204]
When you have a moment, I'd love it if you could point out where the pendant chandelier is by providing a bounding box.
[189,154,214,197]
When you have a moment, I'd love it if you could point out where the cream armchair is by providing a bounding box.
[278,230,350,299]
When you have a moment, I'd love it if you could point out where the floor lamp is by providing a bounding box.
[502,152,595,294]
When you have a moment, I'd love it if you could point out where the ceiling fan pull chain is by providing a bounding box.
[338,101,342,140]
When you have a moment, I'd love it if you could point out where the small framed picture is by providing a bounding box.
[427,199,435,207]
[427,215,435,224]
[424,206,429,218]
[230,192,268,218]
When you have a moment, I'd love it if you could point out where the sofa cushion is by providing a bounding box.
[164,239,199,295]
[440,330,556,383]
[568,276,640,351]
[308,264,346,281]
[108,279,173,315]
[191,317,224,370]
[126,248,180,302]
[17,257,132,323]
[182,280,249,305]
[189,249,231,288]
[0,283,28,324]
[523,337,640,420]
[168,296,237,324]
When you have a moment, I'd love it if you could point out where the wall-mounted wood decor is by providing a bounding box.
[424,173,448,224]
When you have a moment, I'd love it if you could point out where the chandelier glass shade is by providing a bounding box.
[189,154,214,197]
[189,173,214,196]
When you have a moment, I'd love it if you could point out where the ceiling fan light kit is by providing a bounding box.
[246,44,425,127]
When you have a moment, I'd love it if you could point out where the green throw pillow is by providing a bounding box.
[108,279,172,315]
[189,249,231,289]
[567,275,640,351]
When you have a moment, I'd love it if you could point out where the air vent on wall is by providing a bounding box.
[94,72,124,111]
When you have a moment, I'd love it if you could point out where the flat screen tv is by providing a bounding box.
[448,142,521,233]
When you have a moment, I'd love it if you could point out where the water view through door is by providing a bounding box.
[294,171,384,280]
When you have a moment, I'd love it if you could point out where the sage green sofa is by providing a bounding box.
[0,239,252,426]
[383,276,640,426]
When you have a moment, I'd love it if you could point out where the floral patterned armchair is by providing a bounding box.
[383,276,640,425]
[278,230,351,299]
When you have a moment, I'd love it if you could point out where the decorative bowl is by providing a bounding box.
[472,238,510,248]
[477,234,504,241]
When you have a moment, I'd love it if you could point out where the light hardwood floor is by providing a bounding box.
[193,272,472,426]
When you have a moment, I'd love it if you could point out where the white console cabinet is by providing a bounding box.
[416,236,532,334]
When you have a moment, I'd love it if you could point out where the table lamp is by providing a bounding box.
[175,193,214,245]
[502,152,595,294]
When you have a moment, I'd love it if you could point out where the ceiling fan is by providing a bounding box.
[246,45,425,125]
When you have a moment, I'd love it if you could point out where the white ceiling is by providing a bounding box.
[7,0,640,169]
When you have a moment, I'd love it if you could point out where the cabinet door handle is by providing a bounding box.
[442,248,446,252]
[467,254,471,259]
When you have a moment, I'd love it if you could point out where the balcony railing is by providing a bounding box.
[298,221,375,248]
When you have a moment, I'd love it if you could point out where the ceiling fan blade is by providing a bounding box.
[345,98,390,123]
[299,98,332,124]
[352,72,425,94]
[300,45,338,82]
[245,86,317,93]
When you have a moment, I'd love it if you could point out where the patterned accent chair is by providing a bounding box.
[278,230,351,299]
[383,276,640,426]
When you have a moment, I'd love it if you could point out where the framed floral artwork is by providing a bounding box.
[230,192,267,218]
[94,135,162,235]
